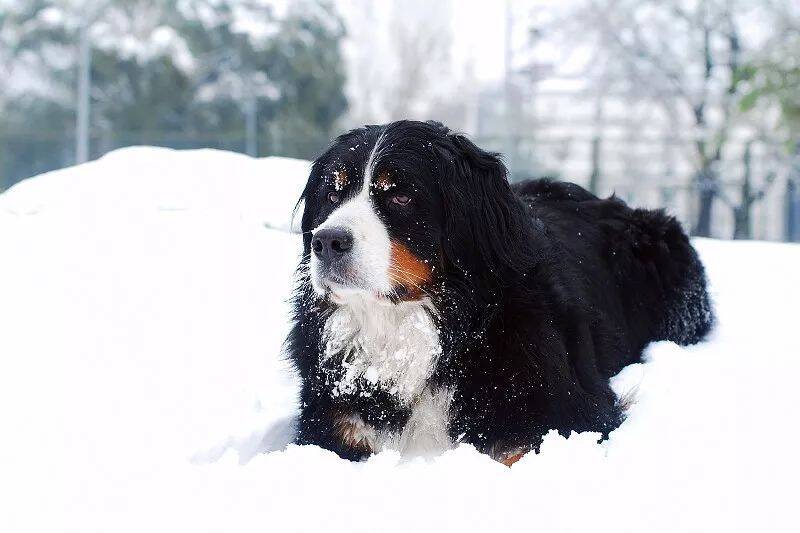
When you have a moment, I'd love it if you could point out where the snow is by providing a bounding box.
[0,146,308,232]
[0,147,798,532]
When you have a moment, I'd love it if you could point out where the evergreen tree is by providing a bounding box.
[0,0,349,185]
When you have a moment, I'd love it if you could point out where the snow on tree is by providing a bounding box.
[0,0,348,185]
[560,0,798,237]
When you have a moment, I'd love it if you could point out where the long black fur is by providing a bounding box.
[286,120,714,461]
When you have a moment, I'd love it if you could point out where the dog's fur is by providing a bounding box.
[286,120,713,463]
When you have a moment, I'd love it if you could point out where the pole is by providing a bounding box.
[589,136,601,194]
[245,89,257,157]
[503,0,516,177]
[788,141,800,242]
[76,20,91,164]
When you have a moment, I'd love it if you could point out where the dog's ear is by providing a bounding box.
[296,159,326,256]
[438,134,530,279]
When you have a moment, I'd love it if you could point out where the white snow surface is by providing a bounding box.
[0,147,797,532]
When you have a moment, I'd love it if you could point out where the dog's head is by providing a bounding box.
[298,120,523,305]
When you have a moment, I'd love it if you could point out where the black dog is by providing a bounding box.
[286,120,713,465]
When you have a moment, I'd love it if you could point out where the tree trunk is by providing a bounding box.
[733,205,751,239]
[733,141,754,240]
[787,141,800,242]
[694,189,714,237]
[691,136,717,237]
[787,178,800,242]
[589,136,601,194]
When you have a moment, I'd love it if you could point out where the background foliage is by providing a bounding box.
[0,0,347,186]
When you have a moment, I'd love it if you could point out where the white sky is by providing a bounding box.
[448,0,507,82]
[334,0,507,83]
[334,0,568,83]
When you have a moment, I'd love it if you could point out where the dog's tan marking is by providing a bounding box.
[374,172,394,192]
[389,241,433,300]
[333,411,373,453]
[332,168,349,191]
[499,450,528,467]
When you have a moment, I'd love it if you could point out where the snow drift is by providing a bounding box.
[0,147,797,532]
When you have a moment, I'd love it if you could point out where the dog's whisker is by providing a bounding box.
[389,273,430,296]
[388,267,429,282]
[387,265,431,283]
[388,273,432,299]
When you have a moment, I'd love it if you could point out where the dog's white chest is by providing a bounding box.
[322,298,442,405]
[322,297,454,456]
[381,385,454,455]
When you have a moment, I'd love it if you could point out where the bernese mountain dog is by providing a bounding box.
[287,120,713,465]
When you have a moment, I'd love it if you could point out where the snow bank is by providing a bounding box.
[0,146,309,231]
[0,148,797,533]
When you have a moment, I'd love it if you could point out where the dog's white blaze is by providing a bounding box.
[362,129,387,190]
[311,197,392,296]
[310,131,393,296]
[342,386,455,457]
[322,294,441,405]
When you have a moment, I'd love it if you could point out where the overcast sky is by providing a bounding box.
[448,0,508,82]
[334,0,508,83]
[335,0,574,84]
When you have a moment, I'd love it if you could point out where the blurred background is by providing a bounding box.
[1,0,798,241]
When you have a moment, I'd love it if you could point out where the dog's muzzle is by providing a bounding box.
[312,227,353,264]
[311,226,356,288]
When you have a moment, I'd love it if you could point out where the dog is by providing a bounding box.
[286,120,713,465]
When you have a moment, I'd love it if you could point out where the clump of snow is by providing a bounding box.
[0,148,798,532]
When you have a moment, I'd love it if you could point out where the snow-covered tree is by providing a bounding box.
[0,0,348,185]
[561,0,795,237]
[738,1,800,240]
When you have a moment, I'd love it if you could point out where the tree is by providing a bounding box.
[0,0,349,185]
[260,0,348,158]
[738,1,800,240]
[566,0,783,237]
[179,0,348,158]
[0,1,88,182]
[729,139,777,239]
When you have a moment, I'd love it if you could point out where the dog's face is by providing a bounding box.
[301,122,446,303]
[299,120,514,305]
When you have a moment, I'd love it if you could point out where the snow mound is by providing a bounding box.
[0,146,309,231]
[0,148,798,532]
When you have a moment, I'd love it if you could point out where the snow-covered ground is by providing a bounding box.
[0,147,797,532]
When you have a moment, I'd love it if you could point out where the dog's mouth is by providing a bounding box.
[316,265,362,291]
[319,270,351,289]
[310,250,424,304]
[316,270,408,304]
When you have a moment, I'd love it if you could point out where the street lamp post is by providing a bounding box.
[76,20,91,164]
[75,1,112,165]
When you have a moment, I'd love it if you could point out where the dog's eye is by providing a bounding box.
[391,194,411,206]
[327,192,341,204]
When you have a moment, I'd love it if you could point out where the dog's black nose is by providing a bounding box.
[312,227,353,262]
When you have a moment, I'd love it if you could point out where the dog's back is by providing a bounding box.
[514,179,714,375]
